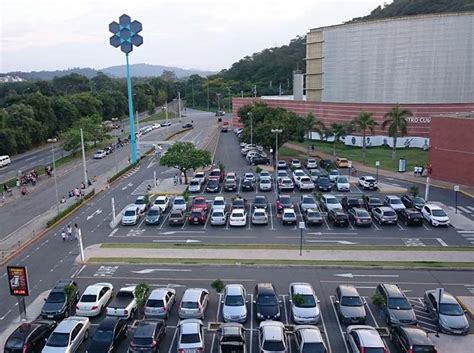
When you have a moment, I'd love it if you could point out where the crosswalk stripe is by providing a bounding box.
[457,230,474,234]
[458,206,471,213]
[467,206,474,211]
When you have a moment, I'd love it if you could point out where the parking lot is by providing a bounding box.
[65,265,474,353]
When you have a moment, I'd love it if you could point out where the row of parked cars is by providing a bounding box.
[6,279,469,353]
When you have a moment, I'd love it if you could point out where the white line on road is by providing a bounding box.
[334,273,399,278]
[458,230,474,233]
[364,296,380,327]
[167,327,178,353]
[329,296,348,353]
[71,265,87,278]
[458,206,471,213]
[0,309,12,320]
[250,294,254,353]
[152,239,201,243]
[131,269,192,274]
[108,229,118,237]
[436,238,448,247]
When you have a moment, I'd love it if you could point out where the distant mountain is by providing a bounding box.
[1,64,214,81]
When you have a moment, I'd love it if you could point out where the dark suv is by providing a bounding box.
[376,283,417,326]
[254,283,281,321]
[390,326,436,353]
[4,321,57,353]
[398,208,424,226]
[341,197,363,211]
[129,319,166,353]
[41,280,79,320]
[400,194,426,210]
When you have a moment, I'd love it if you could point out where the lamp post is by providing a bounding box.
[227,87,231,114]
[248,112,253,146]
[109,14,143,164]
[454,185,460,213]
[49,141,59,214]
[80,128,88,187]
[271,128,282,194]
[216,93,221,113]
[111,118,119,174]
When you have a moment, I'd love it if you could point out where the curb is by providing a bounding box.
[457,296,474,319]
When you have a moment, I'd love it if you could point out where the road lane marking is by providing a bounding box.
[329,296,348,353]
[108,229,118,237]
[436,238,448,247]
[281,294,289,324]
[269,203,274,230]
[364,297,380,327]
[167,327,178,353]
[250,294,254,353]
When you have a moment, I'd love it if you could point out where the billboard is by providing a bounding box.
[7,266,30,296]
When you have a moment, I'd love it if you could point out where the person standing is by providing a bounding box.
[66,224,73,241]
[61,229,66,242]
[173,174,177,185]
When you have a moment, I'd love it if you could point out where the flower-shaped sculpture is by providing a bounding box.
[109,14,143,54]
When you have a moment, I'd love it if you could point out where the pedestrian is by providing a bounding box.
[74,187,80,197]
[74,224,81,240]
[173,174,177,185]
[66,224,73,241]
[414,165,418,177]
[420,166,425,177]
[61,229,66,242]
[61,196,66,204]
[179,173,183,184]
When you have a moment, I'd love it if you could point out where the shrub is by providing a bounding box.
[211,279,225,293]
[372,291,384,307]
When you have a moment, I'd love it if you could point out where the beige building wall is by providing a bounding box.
[305,30,323,102]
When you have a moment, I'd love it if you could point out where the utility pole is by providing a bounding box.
[207,84,210,111]
[248,112,253,146]
[80,128,88,186]
[279,82,282,96]
[241,90,243,98]
[51,143,59,214]
[178,91,182,122]
[165,101,168,120]
[216,93,221,112]
[254,85,257,97]
[191,79,195,107]
[271,129,283,194]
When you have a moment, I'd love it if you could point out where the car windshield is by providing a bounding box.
[281,198,291,204]
[302,343,326,353]
[135,199,145,205]
[388,297,412,310]
[319,178,330,184]
[308,211,320,218]
[303,197,314,204]
[439,303,464,316]
[284,211,295,217]
[330,171,339,175]
[263,340,285,351]
[369,198,381,204]
[47,292,65,303]
[191,212,202,218]
[341,296,363,306]
[233,212,244,217]
[356,210,370,217]
[133,337,153,345]
[213,211,224,217]
[364,349,385,353]
[124,210,135,216]
[326,198,338,204]
[208,180,218,186]
[338,177,348,183]
[155,199,165,205]
[80,294,97,302]
[384,211,396,217]
[93,329,113,342]
[214,200,224,206]
[225,295,245,306]
[5,337,24,349]
[254,211,266,217]
[194,199,205,205]
[414,197,425,204]
[170,212,182,218]
[182,301,198,309]
[390,198,402,204]
[295,294,316,308]
[174,199,185,205]
[257,294,278,305]
[181,333,200,344]
[261,179,270,184]
[283,180,292,185]
[190,181,199,186]
[432,209,447,217]
[146,299,164,308]
[47,332,69,347]
[148,210,160,216]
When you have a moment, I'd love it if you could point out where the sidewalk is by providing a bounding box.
[285,143,474,197]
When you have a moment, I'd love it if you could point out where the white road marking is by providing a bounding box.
[269,203,274,230]
[436,238,448,247]
[458,206,471,213]
[152,239,201,243]
[334,273,399,278]
[167,327,178,353]
[364,297,380,327]
[0,309,12,320]
[131,269,192,274]
[108,229,118,237]
[306,240,359,245]
[71,265,87,278]
[329,296,349,353]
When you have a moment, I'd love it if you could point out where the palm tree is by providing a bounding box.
[326,123,350,156]
[304,113,325,154]
[351,111,378,163]
[382,105,412,160]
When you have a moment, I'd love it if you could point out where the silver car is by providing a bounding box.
[42,316,90,353]
[188,178,202,193]
[299,195,318,212]
[259,177,272,191]
[294,325,327,353]
[210,208,227,226]
[259,321,288,353]
[177,319,205,353]
[252,208,268,225]
[282,208,297,225]
[179,288,209,319]
[172,196,187,211]
[289,282,321,324]
[372,206,398,225]
[222,284,248,323]
[144,288,176,319]
[334,284,367,324]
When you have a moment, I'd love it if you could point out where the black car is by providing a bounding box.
[317,177,332,192]
[224,179,237,192]
[400,194,426,210]
[250,156,270,165]
[390,326,436,353]
[145,207,162,225]
[319,159,334,170]
[254,283,281,321]
[88,317,128,353]
[129,319,166,353]
[363,196,383,214]
[206,179,220,193]
[4,320,57,353]
[41,280,79,320]
[241,179,254,191]
[398,208,424,226]
[341,197,363,211]
[327,209,349,227]
[182,123,194,128]
[253,195,268,210]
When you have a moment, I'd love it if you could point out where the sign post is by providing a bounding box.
[454,185,460,213]
[7,266,30,321]
[375,161,380,182]
[348,161,352,182]
[299,221,305,256]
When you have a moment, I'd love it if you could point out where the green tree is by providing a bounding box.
[70,92,102,117]
[382,105,411,160]
[24,92,57,137]
[51,96,79,131]
[326,123,350,156]
[0,129,17,154]
[61,114,107,153]
[159,142,212,184]
[304,113,325,151]
[134,283,150,318]
[351,111,378,163]
[6,103,47,149]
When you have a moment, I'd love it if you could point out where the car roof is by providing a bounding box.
[179,319,202,333]
[379,283,403,297]
[379,206,395,212]
[426,290,458,304]
[174,196,184,200]
[291,283,313,295]
[55,317,87,333]
[260,321,285,339]
[338,284,360,297]
[97,316,122,330]
[256,283,276,295]
[135,320,163,337]
[386,195,400,199]
[183,288,208,301]
[323,195,337,199]
[214,196,224,201]
[399,326,433,345]
[149,288,174,299]
[83,283,110,295]
[283,208,296,213]
[52,280,74,291]
[125,205,138,211]
[297,326,323,343]
[226,284,244,295]
[11,323,44,338]
[136,195,145,200]
[156,195,168,200]
[425,203,443,210]
[354,326,383,347]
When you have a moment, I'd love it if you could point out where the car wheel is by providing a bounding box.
[385,315,391,326]
[84,329,89,341]
[64,309,70,318]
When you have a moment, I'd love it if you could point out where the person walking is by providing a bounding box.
[74,224,81,240]
[66,224,73,241]
[173,174,178,185]
[61,229,66,242]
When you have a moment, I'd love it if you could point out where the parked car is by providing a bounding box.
[251,155,271,165]
[303,209,323,226]
[372,207,398,225]
[179,288,209,319]
[316,177,332,192]
[299,195,318,213]
[276,171,289,181]
[341,196,364,211]
[334,285,366,324]
[188,179,202,193]
[384,195,406,213]
[294,325,327,353]
[182,122,194,128]
[276,160,287,170]
[229,209,247,227]
[219,323,246,353]
[289,282,320,324]
[42,317,90,353]
[145,206,162,225]
[358,176,378,190]
[134,195,149,214]
[206,179,220,193]
[94,150,106,159]
[347,208,373,227]
[276,194,293,213]
[210,208,227,226]
[335,157,349,168]
[308,169,321,183]
[88,317,127,353]
[292,169,306,183]
[194,171,206,185]
[327,209,349,227]
[172,196,187,211]
[390,326,436,353]
[231,197,247,210]
[241,179,254,191]
[278,178,294,192]
[423,289,470,334]
[376,283,417,326]
[291,159,302,169]
[128,319,166,353]
[346,325,388,353]
[122,206,140,226]
[153,196,170,212]
[335,176,350,192]
[254,283,281,321]
[144,288,176,319]
[224,177,238,192]
[259,177,272,192]
[177,319,205,353]
[328,169,340,183]
[4,320,57,353]
[222,284,248,323]
[253,195,268,210]
[295,176,315,191]
[363,196,383,214]
[168,209,186,226]
[76,282,113,317]
[191,196,208,212]
[421,204,450,226]
[209,168,224,182]
[401,194,426,210]
[320,195,342,212]
[281,208,297,225]
[107,286,142,320]
[319,159,333,170]
[304,158,318,169]
[41,280,79,320]
[252,208,268,225]
[398,208,424,226]
[258,321,288,353]
[212,196,226,212]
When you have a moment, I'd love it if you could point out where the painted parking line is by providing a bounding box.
[247,204,252,230]
[167,326,178,353]
[396,222,406,231]
[159,211,171,229]
[363,297,381,327]
[203,210,211,230]
[249,294,254,353]
[269,203,274,230]
[329,296,349,353]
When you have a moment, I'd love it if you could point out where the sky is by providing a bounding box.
[1,0,388,73]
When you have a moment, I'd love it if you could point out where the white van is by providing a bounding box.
[0,155,11,168]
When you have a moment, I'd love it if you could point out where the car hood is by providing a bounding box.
[257,304,279,318]
[389,308,416,321]
[223,305,247,317]
[293,306,319,318]
[440,314,469,329]
[340,305,366,319]
[42,301,65,313]
[122,215,137,221]
[88,340,112,353]
[146,215,160,220]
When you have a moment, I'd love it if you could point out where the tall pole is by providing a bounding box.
[192,80,195,107]
[254,85,257,97]
[248,112,253,146]
[80,128,88,186]
[51,144,59,214]
[113,119,119,174]
[425,176,430,202]
[271,129,282,195]
[241,90,243,98]
[125,53,138,163]
[135,109,140,156]
[216,93,221,112]
[227,87,231,114]
[207,84,210,111]
[178,91,182,122]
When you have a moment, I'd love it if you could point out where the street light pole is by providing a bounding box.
[216,93,221,112]
[178,91,182,122]
[375,161,380,182]
[80,128,88,186]
[227,87,231,114]
[191,79,195,107]
[51,143,59,214]
[248,112,253,146]
[271,128,283,194]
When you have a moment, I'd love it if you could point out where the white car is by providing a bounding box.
[42,316,90,353]
[210,208,227,226]
[144,288,176,319]
[76,282,113,317]
[276,170,288,182]
[244,172,256,182]
[188,178,202,193]
[194,171,206,185]
[177,319,205,353]
[291,159,302,169]
[259,321,288,353]
[292,169,306,182]
[222,284,248,323]
[153,195,170,212]
[294,325,327,353]
[320,195,342,212]
[328,169,340,182]
[304,158,318,169]
[422,204,450,226]
[358,176,378,190]
[296,176,315,191]
[94,150,106,159]
[134,195,148,214]
[277,160,287,169]
[121,205,140,226]
[346,325,388,353]
[172,196,187,211]
[282,208,297,225]
[212,196,226,212]
[229,209,247,227]
[289,282,320,324]
[335,176,350,191]
[259,177,272,192]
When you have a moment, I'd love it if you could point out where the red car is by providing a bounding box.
[208,168,224,182]
[188,208,206,224]
[275,194,293,213]
[192,196,208,212]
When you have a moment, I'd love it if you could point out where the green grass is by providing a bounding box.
[278,146,303,158]
[139,111,176,124]
[291,141,428,173]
